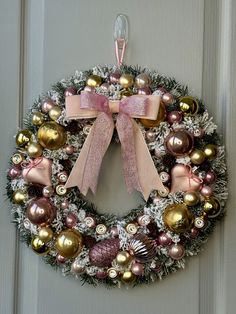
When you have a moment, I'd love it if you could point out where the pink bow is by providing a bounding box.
[21,157,44,175]
[65,92,165,201]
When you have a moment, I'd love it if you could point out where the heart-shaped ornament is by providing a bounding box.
[22,157,52,186]
[170,164,202,193]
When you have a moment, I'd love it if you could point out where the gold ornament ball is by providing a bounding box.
[121,270,136,284]
[49,106,62,121]
[13,189,28,204]
[183,191,200,206]
[203,197,221,218]
[37,121,67,150]
[140,101,167,128]
[190,149,206,165]
[116,251,132,266]
[204,144,218,160]
[31,236,49,255]
[119,74,134,89]
[163,203,193,233]
[56,229,83,258]
[120,89,133,98]
[179,96,199,115]
[15,129,33,148]
[38,227,54,243]
[32,112,44,126]
[27,143,43,158]
[86,75,102,87]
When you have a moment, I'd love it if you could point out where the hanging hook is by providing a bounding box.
[114,14,128,67]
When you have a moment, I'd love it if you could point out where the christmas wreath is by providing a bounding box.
[6,65,227,287]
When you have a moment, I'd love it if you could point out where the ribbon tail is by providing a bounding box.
[132,120,166,201]
[65,112,114,195]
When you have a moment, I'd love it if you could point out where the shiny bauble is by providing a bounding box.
[119,74,134,88]
[15,129,33,148]
[129,234,157,263]
[116,251,132,266]
[86,75,102,87]
[56,254,67,264]
[110,226,119,237]
[121,271,136,284]
[41,99,55,113]
[26,143,43,158]
[203,197,221,218]
[168,244,185,260]
[65,213,78,228]
[64,145,74,155]
[84,85,95,93]
[183,191,200,206]
[179,96,199,115]
[38,227,53,243]
[140,101,166,127]
[190,227,200,239]
[146,131,155,142]
[120,89,133,98]
[13,189,28,204]
[162,92,174,105]
[204,170,217,184]
[31,236,49,255]
[194,216,206,229]
[32,112,44,126]
[190,149,205,165]
[157,232,172,246]
[71,260,85,274]
[131,262,144,276]
[163,203,193,233]
[49,106,62,121]
[8,167,21,179]
[200,185,213,197]
[109,71,121,84]
[56,229,83,258]
[37,121,67,150]
[165,129,194,157]
[64,87,77,97]
[204,144,218,160]
[135,73,150,88]
[167,111,183,124]
[26,197,56,226]
[42,186,54,198]
[61,199,69,209]
[137,87,151,95]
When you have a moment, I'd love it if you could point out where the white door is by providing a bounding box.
[1,1,236,313]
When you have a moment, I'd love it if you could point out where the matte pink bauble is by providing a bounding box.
[167,111,183,124]
[168,244,185,260]
[26,197,56,226]
[131,262,144,275]
[61,199,69,209]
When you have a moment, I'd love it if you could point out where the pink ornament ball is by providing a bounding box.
[162,92,174,105]
[204,170,217,184]
[109,71,121,84]
[131,262,144,276]
[167,111,183,124]
[158,232,172,246]
[64,87,77,97]
[8,167,21,179]
[168,244,185,260]
[190,227,199,239]
[96,271,108,279]
[65,213,78,228]
[64,145,74,155]
[84,86,95,93]
[41,99,55,113]
[137,87,151,95]
[200,185,213,197]
[56,254,66,264]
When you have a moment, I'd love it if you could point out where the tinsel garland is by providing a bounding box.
[6,64,227,288]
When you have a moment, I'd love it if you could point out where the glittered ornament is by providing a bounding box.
[26,143,43,158]
[22,157,52,186]
[165,130,194,157]
[26,197,56,226]
[121,271,136,284]
[15,129,33,148]
[31,236,49,255]
[135,73,150,88]
[129,234,157,263]
[183,191,200,206]
[190,149,205,165]
[41,99,55,113]
[204,144,218,160]
[119,74,134,88]
[168,244,185,260]
[49,106,62,121]
[38,227,53,243]
[131,262,144,275]
[203,197,221,218]
[56,229,83,258]
[37,121,67,150]
[89,238,120,267]
[13,189,28,204]
[32,112,44,126]
[87,75,102,87]
[170,164,202,193]
[179,96,199,115]
[140,101,166,127]
[116,251,132,266]
[163,203,193,233]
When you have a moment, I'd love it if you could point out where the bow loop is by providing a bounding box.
[119,96,148,116]
[80,92,110,113]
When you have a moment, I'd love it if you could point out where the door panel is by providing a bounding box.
[1,1,236,314]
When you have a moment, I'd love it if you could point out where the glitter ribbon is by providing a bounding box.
[65,92,165,200]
